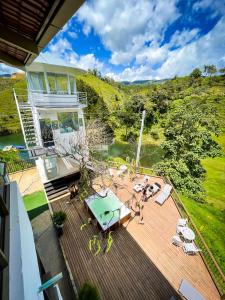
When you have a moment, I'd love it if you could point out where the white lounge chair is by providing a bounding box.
[177,218,188,227]
[171,235,182,247]
[183,242,201,255]
[155,183,172,205]
[179,279,206,300]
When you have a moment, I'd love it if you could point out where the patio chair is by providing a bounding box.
[183,242,201,255]
[176,225,183,234]
[117,165,127,177]
[108,168,114,177]
[171,235,182,247]
[179,279,206,300]
[177,218,188,227]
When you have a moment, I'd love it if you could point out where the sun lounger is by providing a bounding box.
[155,183,172,205]
[179,279,205,300]
[183,242,201,255]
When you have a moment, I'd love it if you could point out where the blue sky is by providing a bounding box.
[1,0,225,81]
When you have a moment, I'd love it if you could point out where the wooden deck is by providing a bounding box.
[51,172,220,300]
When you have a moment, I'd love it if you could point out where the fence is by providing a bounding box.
[108,161,225,296]
[6,158,36,174]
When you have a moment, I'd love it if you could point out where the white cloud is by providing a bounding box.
[168,28,200,48]
[48,38,72,54]
[108,17,225,81]
[193,0,225,15]
[0,63,19,75]
[68,31,77,39]
[68,53,103,71]
[77,0,180,65]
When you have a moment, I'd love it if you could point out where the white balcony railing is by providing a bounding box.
[29,91,87,108]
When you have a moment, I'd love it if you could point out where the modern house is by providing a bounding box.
[14,62,87,186]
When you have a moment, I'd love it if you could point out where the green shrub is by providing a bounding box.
[150,129,159,140]
[52,211,67,226]
[78,282,100,300]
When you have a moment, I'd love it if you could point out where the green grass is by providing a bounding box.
[23,191,48,220]
[108,139,163,167]
[181,194,225,274]
[201,156,225,209]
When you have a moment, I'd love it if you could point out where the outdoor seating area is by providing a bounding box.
[172,218,201,255]
[50,169,220,300]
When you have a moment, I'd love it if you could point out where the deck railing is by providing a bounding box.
[108,161,225,296]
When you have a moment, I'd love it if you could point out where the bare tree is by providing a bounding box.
[53,118,114,199]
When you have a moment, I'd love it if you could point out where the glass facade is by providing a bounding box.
[29,72,46,92]
[58,112,79,133]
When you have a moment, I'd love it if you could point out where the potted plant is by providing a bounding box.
[78,282,100,300]
[52,211,67,229]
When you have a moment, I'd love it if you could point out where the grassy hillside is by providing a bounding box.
[0,78,27,135]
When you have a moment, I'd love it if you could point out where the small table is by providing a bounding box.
[180,227,195,241]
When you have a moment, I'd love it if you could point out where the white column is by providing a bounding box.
[67,74,71,95]
[44,71,50,94]
[136,110,146,168]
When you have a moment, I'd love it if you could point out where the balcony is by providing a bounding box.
[29,91,87,108]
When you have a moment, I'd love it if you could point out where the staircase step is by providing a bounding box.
[46,188,70,201]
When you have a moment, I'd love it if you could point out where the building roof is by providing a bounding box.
[0,0,85,69]
[26,62,85,75]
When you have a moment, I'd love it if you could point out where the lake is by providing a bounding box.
[0,133,29,159]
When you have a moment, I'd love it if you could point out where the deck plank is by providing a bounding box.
[51,173,220,300]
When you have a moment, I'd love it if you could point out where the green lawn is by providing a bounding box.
[201,157,225,209]
[23,191,48,220]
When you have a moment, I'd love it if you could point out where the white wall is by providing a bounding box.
[9,181,44,300]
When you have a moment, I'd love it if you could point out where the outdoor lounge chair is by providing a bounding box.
[179,279,206,300]
[183,242,201,255]
[155,183,172,205]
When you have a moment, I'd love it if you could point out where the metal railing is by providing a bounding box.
[30,91,87,107]
[14,88,88,107]
[108,161,225,296]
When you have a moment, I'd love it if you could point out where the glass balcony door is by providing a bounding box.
[40,118,55,147]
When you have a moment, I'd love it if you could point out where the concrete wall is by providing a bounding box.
[9,181,44,300]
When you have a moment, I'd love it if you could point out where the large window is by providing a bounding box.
[58,112,79,133]
[47,73,68,94]
[69,75,76,94]
[29,72,46,92]
[40,118,54,147]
